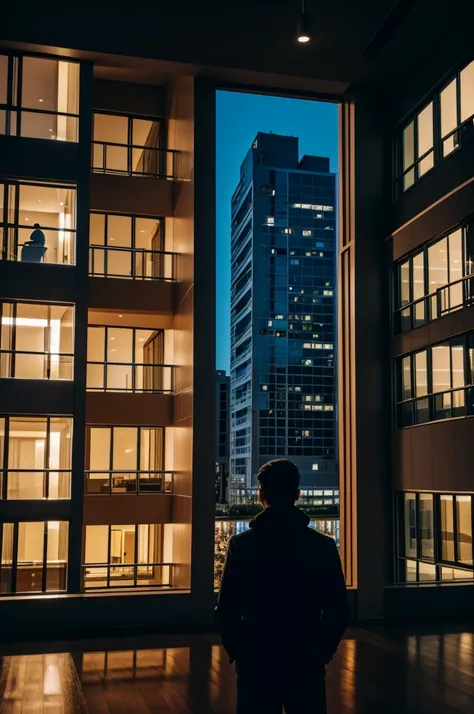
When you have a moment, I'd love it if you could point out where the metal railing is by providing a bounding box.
[394,273,474,334]
[85,470,173,495]
[0,351,74,380]
[89,245,176,281]
[397,385,473,428]
[92,142,179,179]
[86,362,174,393]
[83,562,174,590]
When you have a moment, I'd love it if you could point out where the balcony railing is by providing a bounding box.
[397,385,473,428]
[89,245,176,281]
[394,273,474,334]
[85,470,173,495]
[1,470,71,500]
[83,562,174,589]
[0,351,73,380]
[86,362,174,393]
[92,142,179,179]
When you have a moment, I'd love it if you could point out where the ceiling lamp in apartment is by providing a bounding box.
[297,0,311,43]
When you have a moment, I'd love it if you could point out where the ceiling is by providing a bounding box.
[2,1,473,107]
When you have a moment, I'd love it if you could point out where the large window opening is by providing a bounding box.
[215,89,339,585]
[86,325,173,393]
[0,180,77,265]
[0,301,74,380]
[0,54,79,141]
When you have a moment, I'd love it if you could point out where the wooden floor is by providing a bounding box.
[0,624,473,713]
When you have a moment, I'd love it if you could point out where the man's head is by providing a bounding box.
[33,223,40,228]
[257,459,300,507]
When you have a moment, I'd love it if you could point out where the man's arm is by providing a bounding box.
[319,538,349,664]
[215,536,243,662]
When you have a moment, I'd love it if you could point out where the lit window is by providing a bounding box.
[304,315,311,321]
[253,140,258,149]
[324,405,334,411]
[266,217,275,225]
[295,386,301,392]
[312,464,319,471]
[304,359,312,366]
[261,385,268,391]
[312,405,323,411]
[303,343,312,349]
[268,320,273,327]
[283,228,292,234]
[302,230,312,236]
[324,290,333,296]
[292,203,333,211]
[323,343,333,349]
[93,114,163,177]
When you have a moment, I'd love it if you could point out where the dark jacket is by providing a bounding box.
[215,506,348,664]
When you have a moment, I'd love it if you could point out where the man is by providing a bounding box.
[216,459,348,714]
[21,223,47,263]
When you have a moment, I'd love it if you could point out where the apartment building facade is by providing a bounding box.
[229,134,337,504]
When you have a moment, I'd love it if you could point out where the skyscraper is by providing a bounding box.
[215,370,230,503]
[229,133,337,503]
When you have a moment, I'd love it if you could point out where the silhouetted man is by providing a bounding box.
[216,459,348,714]
[21,223,47,263]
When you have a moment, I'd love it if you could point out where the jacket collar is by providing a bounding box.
[249,504,310,530]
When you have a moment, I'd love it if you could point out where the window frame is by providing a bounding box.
[396,491,474,583]
[0,520,69,595]
[0,178,78,265]
[395,57,474,197]
[0,51,80,141]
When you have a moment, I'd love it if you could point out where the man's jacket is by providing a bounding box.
[215,505,348,664]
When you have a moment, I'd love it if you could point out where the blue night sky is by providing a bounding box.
[216,90,338,373]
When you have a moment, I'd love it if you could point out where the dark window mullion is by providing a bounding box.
[104,327,108,392]
[11,522,19,594]
[41,522,48,593]
[107,526,112,588]
[432,91,442,167]
[11,302,17,378]
[16,57,22,138]
[2,417,9,499]
[414,115,420,183]
[456,72,462,139]
[13,182,20,263]
[453,494,459,565]
[131,217,136,278]
[415,493,421,560]
[128,118,133,175]
[110,426,114,493]
[45,417,51,499]
[134,525,139,586]
[136,427,141,494]
[104,213,109,277]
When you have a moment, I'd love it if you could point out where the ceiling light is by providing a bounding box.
[297,0,311,43]
[118,314,123,318]
[39,98,44,102]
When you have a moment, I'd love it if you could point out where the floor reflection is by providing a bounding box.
[0,626,473,713]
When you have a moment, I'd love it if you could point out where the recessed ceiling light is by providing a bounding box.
[25,218,29,221]
[60,202,64,206]
[39,98,44,102]
[38,200,41,203]
[49,129,53,132]
[118,314,123,317]
[297,0,311,43]
[140,230,145,233]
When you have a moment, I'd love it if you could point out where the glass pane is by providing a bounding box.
[432,344,450,393]
[89,213,105,245]
[0,417,4,473]
[90,428,111,471]
[456,496,472,565]
[8,417,47,499]
[440,79,457,148]
[460,60,474,123]
[405,559,417,582]
[417,102,433,157]
[403,168,415,192]
[87,327,105,362]
[0,523,14,594]
[86,363,104,390]
[401,356,412,400]
[17,522,44,592]
[85,525,108,564]
[419,494,434,559]
[412,253,425,324]
[22,57,59,111]
[0,55,8,105]
[93,114,128,145]
[415,397,430,424]
[419,151,434,177]
[111,526,135,565]
[451,343,465,388]
[107,247,132,278]
[107,215,132,248]
[46,521,68,591]
[418,562,436,582]
[440,495,455,561]
[403,121,414,172]
[105,145,128,173]
[403,494,417,558]
[399,260,410,307]
[428,238,448,318]
[113,427,137,471]
[449,229,463,310]
[135,218,160,251]
[414,351,427,397]
[441,567,474,580]
[107,364,133,391]
[108,328,133,364]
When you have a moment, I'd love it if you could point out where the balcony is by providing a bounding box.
[89,245,175,281]
[85,470,173,495]
[92,143,178,180]
[83,562,174,590]
[86,362,174,393]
